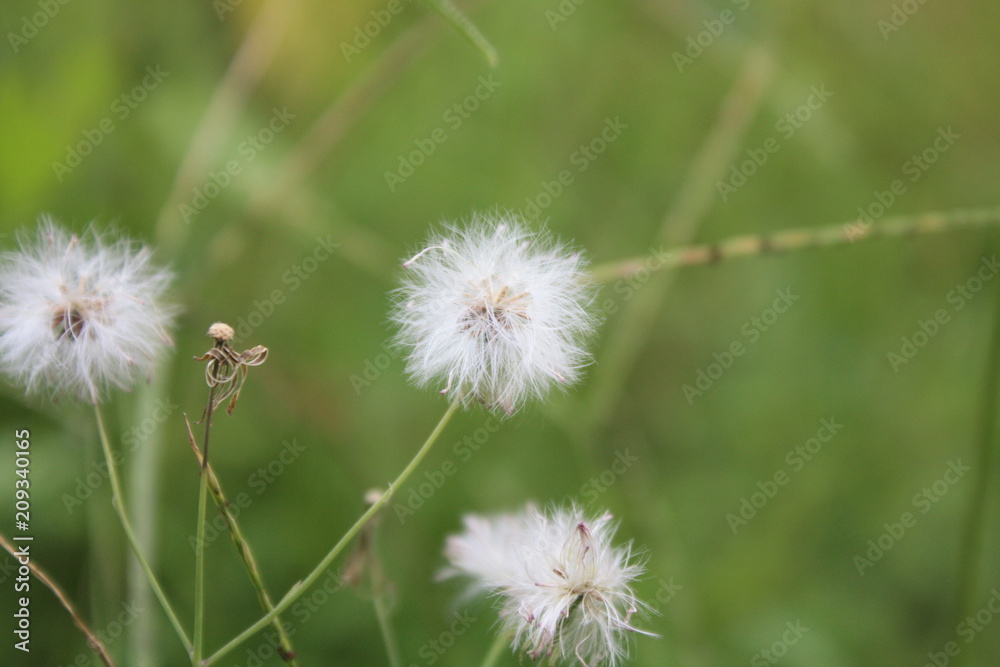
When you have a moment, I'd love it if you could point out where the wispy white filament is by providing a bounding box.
[391,212,597,413]
[443,504,654,665]
[0,218,176,403]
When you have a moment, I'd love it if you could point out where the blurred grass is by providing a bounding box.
[1,0,1000,665]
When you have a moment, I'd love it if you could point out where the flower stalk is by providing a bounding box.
[590,207,1000,283]
[191,385,215,666]
[203,400,460,666]
[192,324,271,664]
[184,416,298,665]
[94,403,192,654]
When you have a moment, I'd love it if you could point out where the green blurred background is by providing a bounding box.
[2,0,1000,665]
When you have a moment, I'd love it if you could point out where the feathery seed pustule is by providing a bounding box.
[0,218,176,403]
[443,504,655,665]
[391,213,598,414]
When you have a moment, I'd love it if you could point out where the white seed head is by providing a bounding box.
[443,504,654,665]
[207,322,235,343]
[391,212,597,414]
[0,218,177,403]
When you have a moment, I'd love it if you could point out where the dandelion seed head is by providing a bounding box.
[443,504,654,666]
[391,212,598,414]
[207,322,235,343]
[0,218,177,403]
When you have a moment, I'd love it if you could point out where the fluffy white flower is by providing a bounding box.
[391,213,597,414]
[0,218,176,403]
[443,504,654,666]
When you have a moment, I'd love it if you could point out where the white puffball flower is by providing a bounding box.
[391,213,597,414]
[0,218,176,403]
[443,504,655,666]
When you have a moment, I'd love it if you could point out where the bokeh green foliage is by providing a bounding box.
[1,0,1000,665]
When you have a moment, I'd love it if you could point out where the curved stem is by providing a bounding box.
[419,0,498,67]
[203,400,460,665]
[93,404,193,654]
[0,532,115,666]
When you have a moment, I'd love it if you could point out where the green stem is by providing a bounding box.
[153,0,294,253]
[373,590,403,667]
[420,0,498,67]
[185,418,298,665]
[581,50,773,439]
[244,15,446,280]
[127,370,171,666]
[590,207,1000,283]
[192,468,210,664]
[192,387,216,665]
[203,400,460,666]
[953,243,1000,664]
[367,505,402,667]
[93,404,193,654]
[479,632,508,667]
